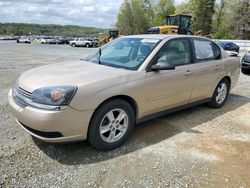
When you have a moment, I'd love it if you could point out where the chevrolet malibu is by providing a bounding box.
[9,35,240,150]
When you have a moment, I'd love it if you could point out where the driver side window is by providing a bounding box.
[155,39,191,67]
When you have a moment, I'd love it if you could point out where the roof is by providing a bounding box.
[122,34,211,40]
[122,34,168,40]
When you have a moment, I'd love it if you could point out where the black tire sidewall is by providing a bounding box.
[242,68,250,75]
[88,99,134,150]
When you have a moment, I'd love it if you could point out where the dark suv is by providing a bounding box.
[242,51,250,74]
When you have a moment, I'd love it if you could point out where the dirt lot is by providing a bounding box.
[0,41,250,188]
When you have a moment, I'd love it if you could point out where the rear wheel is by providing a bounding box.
[88,99,134,150]
[242,68,250,75]
[208,78,230,108]
[86,43,90,48]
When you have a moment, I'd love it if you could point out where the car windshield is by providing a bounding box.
[167,16,179,26]
[83,37,161,70]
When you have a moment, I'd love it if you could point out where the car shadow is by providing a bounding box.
[34,93,250,165]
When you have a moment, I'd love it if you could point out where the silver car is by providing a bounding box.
[9,35,240,150]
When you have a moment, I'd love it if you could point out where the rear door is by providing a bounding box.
[189,39,224,102]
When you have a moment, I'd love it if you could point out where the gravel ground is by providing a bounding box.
[0,41,250,188]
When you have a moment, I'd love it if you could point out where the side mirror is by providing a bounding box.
[151,61,175,71]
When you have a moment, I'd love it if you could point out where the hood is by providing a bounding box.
[17,61,131,92]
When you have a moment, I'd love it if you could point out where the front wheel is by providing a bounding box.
[208,79,230,108]
[88,99,134,150]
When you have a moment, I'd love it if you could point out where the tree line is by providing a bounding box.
[0,0,249,39]
[116,0,250,39]
[0,23,107,37]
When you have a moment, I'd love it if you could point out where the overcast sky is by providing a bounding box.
[0,0,186,28]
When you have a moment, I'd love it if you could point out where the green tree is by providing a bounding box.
[175,0,195,15]
[212,0,250,39]
[0,23,106,37]
[152,0,175,26]
[193,0,215,35]
[212,0,234,39]
[116,0,152,35]
[214,0,226,29]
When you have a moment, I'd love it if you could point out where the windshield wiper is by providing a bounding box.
[98,47,102,64]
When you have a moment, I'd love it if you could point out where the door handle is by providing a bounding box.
[184,70,192,76]
[214,64,220,70]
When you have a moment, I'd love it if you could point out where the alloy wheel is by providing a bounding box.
[99,108,129,143]
[216,83,228,104]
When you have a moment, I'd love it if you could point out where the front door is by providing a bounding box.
[145,38,194,115]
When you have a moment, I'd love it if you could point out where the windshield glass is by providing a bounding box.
[83,37,161,70]
[180,17,191,32]
[167,16,179,26]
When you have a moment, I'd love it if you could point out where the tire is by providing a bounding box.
[242,68,250,75]
[208,78,230,108]
[72,43,76,47]
[86,43,90,48]
[88,99,135,150]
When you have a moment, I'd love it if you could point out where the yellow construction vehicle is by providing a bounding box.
[148,14,192,35]
[99,30,119,46]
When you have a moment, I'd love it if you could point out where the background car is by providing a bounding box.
[69,38,97,47]
[17,36,31,43]
[242,50,250,74]
[59,37,73,44]
[48,38,63,44]
[41,37,53,44]
[218,41,240,56]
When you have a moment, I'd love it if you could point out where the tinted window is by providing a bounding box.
[154,39,191,67]
[180,17,191,34]
[193,39,214,61]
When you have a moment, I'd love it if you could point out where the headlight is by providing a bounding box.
[31,86,77,106]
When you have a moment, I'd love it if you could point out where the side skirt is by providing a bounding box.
[136,98,211,124]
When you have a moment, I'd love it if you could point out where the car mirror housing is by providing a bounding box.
[151,61,176,71]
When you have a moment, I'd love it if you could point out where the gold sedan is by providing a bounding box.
[9,35,240,150]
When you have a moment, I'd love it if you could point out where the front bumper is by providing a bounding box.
[8,89,94,143]
[226,50,239,56]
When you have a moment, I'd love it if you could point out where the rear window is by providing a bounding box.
[193,39,222,62]
[193,39,214,61]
